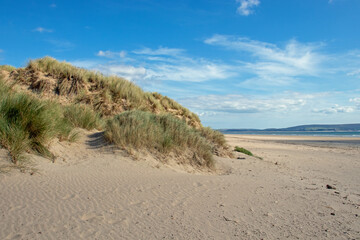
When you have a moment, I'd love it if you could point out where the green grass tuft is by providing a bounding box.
[104,110,214,168]
[0,77,76,162]
[21,57,201,126]
[64,104,103,130]
[234,146,253,156]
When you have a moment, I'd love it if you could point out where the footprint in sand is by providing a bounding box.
[61,193,76,200]
[80,212,105,223]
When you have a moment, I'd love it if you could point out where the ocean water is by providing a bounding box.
[221,131,360,137]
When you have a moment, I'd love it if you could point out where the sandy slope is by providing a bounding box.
[0,133,359,239]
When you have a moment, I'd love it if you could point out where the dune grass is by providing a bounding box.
[0,77,101,163]
[1,57,230,169]
[21,57,200,126]
[0,65,16,72]
[234,146,253,156]
[64,104,103,130]
[104,110,214,168]
[198,127,226,146]
[0,92,71,162]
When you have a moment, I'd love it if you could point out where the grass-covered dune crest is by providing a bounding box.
[0,58,232,171]
[7,57,201,128]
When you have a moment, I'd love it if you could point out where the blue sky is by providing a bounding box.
[1,0,360,129]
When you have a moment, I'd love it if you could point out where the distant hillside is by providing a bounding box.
[269,124,360,132]
[220,123,360,133]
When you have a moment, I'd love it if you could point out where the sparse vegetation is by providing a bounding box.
[234,146,253,156]
[0,77,97,163]
[198,127,226,146]
[10,57,200,127]
[0,57,231,170]
[0,65,16,72]
[64,104,103,130]
[104,110,214,168]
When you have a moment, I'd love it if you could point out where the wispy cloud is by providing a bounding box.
[90,46,235,83]
[33,27,53,33]
[180,92,311,114]
[133,47,184,56]
[97,50,126,58]
[145,62,233,82]
[312,105,354,114]
[236,0,260,16]
[205,34,326,87]
[94,65,146,82]
[50,3,57,8]
[347,69,360,78]
[350,97,360,109]
[46,39,74,52]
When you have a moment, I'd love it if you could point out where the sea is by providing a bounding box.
[221,131,360,137]
[221,131,360,147]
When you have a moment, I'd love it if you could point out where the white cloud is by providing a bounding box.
[46,39,74,52]
[97,50,126,58]
[96,65,147,82]
[91,46,235,82]
[205,35,325,86]
[347,69,360,78]
[34,27,53,33]
[350,97,360,103]
[0,49,3,53]
[236,0,260,16]
[145,62,233,82]
[350,97,360,109]
[50,3,56,8]
[312,105,354,114]
[133,47,184,56]
[180,93,310,114]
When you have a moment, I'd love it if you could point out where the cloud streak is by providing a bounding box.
[97,50,126,58]
[33,27,53,33]
[90,46,235,83]
[133,47,184,56]
[180,92,310,114]
[312,105,354,114]
[236,0,260,16]
[205,35,326,87]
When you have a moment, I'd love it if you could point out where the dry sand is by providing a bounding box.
[0,133,359,239]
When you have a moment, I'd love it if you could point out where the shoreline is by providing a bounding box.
[1,133,359,239]
[225,134,360,148]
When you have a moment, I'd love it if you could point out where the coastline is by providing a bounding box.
[1,133,359,239]
[226,134,360,148]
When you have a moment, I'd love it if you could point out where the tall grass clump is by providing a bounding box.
[64,104,103,130]
[19,57,202,126]
[27,57,146,105]
[0,65,16,72]
[0,78,74,162]
[104,110,214,168]
[198,127,226,146]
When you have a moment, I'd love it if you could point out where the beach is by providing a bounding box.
[0,133,359,239]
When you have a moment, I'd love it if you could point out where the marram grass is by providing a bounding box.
[1,58,230,168]
[0,77,98,163]
[23,57,200,126]
[104,110,214,168]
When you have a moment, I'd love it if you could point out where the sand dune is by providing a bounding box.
[1,134,359,239]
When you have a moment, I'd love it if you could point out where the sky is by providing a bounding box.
[1,0,360,129]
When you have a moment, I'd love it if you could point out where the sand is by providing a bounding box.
[0,133,359,239]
